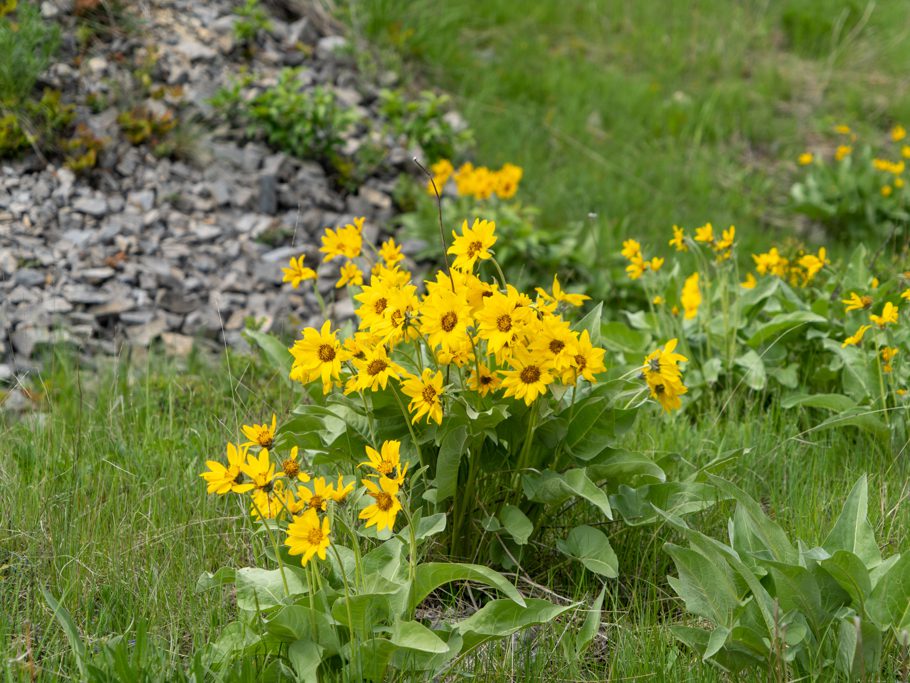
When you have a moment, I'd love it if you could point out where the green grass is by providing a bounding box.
[350,0,910,255]
[3,349,907,680]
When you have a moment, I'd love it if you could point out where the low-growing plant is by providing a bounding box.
[664,475,910,679]
[117,105,177,147]
[0,1,59,106]
[62,123,105,173]
[0,88,74,158]
[379,89,471,162]
[233,0,271,49]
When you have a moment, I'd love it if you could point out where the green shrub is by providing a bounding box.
[379,89,472,162]
[0,1,59,106]
[233,0,271,46]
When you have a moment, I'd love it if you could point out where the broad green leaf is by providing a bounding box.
[747,310,827,347]
[288,640,323,683]
[562,469,613,519]
[499,504,533,545]
[195,567,236,592]
[361,539,404,580]
[434,424,467,502]
[599,321,649,355]
[820,551,873,608]
[574,302,603,344]
[412,513,447,541]
[703,626,731,660]
[236,566,308,610]
[331,593,392,636]
[765,563,825,633]
[813,409,889,440]
[664,543,742,627]
[42,589,88,679]
[780,393,856,412]
[702,357,723,385]
[836,616,883,680]
[587,451,666,484]
[768,363,799,389]
[347,638,396,681]
[557,525,618,578]
[455,598,576,652]
[867,552,910,630]
[573,585,605,659]
[245,329,293,380]
[390,620,449,653]
[823,475,881,568]
[265,606,340,654]
[564,397,634,461]
[411,563,526,610]
[734,350,766,391]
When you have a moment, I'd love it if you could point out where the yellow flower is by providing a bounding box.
[379,238,404,267]
[240,448,277,492]
[279,446,310,483]
[535,274,590,308]
[290,321,348,394]
[752,248,788,278]
[298,477,336,512]
[715,225,735,250]
[798,152,813,165]
[901,289,910,301]
[331,474,355,503]
[564,329,606,383]
[427,159,454,194]
[882,185,893,197]
[621,239,642,260]
[681,273,702,320]
[653,295,664,305]
[500,348,555,405]
[448,218,496,272]
[798,247,828,283]
[872,277,880,289]
[841,324,871,348]
[870,301,898,327]
[336,262,363,288]
[835,145,852,161]
[250,480,291,521]
[467,363,501,396]
[642,338,688,386]
[834,124,852,135]
[694,223,714,244]
[648,256,665,272]
[741,272,757,289]
[896,177,905,189]
[842,292,871,312]
[400,369,445,424]
[892,125,907,142]
[495,163,523,199]
[873,158,905,174]
[420,284,472,352]
[320,222,363,262]
[285,508,331,566]
[882,347,899,373]
[669,225,688,252]
[201,442,251,495]
[281,255,317,288]
[360,440,407,483]
[528,315,576,374]
[345,344,405,393]
[359,477,403,532]
[475,285,534,353]
[241,414,277,449]
[625,255,647,280]
[904,145,910,159]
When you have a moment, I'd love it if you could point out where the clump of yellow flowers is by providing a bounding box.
[427,159,523,200]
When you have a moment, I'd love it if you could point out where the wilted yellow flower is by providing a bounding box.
[798,152,813,165]
[681,273,702,320]
[842,324,871,348]
[280,446,310,483]
[835,145,852,161]
[870,301,898,327]
[281,255,317,288]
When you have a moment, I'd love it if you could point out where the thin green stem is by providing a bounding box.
[391,385,425,470]
[251,498,290,595]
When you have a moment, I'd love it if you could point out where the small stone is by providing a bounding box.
[90,296,135,316]
[316,35,348,58]
[175,38,216,61]
[127,189,155,212]
[11,327,49,357]
[14,269,46,287]
[161,332,194,357]
[73,196,108,217]
[61,229,94,248]
[259,174,278,215]
[127,316,168,346]
[78,267,116,284]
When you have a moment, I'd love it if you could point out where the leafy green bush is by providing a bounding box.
[233,0,271,46]
[379,89,471,162]
[664,475,910,679]
[0,1,59,106]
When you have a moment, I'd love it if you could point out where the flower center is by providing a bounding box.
[520,366,541,384]
[467,240,484,257]
[648,357,661,373]
[861,295,873,308]
[255,429,273,448]
[421,386,437,403]
[367,359,388,376]
[549,340,565,354]
[374,298,388,315]
[377,461,393,476]
[440,311,458,332]
[375,492,393,511]
[654,383,665,395]
[318,344,336,362]
[306,527,324,545]
[496,314,512,332]
[282,459,299,479]
[308,495,325,510]
[575,354,587,370]
[480,374,493,385]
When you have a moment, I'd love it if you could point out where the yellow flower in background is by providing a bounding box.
[892,125,907,142]
[250,481,290,521]
[741,272,757,289]
[427,158,454,194]
[495,163,523,199]
[242,414,277,449]
[842,292,871,312]
[320,221,363,262]
[653,295,664,305]
[290,320,348,394]
[903,145,910,159]
[870,301,898,327]
[873,158,905,174]
[401,369,445,424]
[335,261,363,288]
[379,238,404,267]
[201,442,252,495]
[448,218,497,272]
[360,440,407,483]
[360,477,403,532]
[715,225,735,250]
[897,177,905,188]
[882,347,899,373]
[694,223,714,243]
[467,363,502,396]
[346,344,405,393]
[535,274,590,308]
[285,508,331,566]
[625,255,647,280]
[834,124,852,135]
[798,152,813,165]
[669,225,688,252]
[872,277,880,289]
[331,474,355,503]
[901,289,910,301]
[753,247,788,277]
[841,324,871,348]
[798,247,828,282]
[882,185,893,197]
[621,238,642,260]
[648,256,665,272]
[280,446,310,483]
[298,477,336,513]
[500,348,555,405]
[835,145,852,161]
[681,273,702,319]
[281,255,317,288]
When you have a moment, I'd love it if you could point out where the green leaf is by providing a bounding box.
[747,310,827,347]
[564,397,634,461]
[557,525,618,578]
[434,424,468,502]
[768,364,799,389]
[599,321,649,355]
[288,640,323,683]
[823,475,881,568]
[733,350,766,391]
[41,588,88,679]
[265,606,340,654]
[195,567,236,592]
[390,620,449,654]
[573,585,605,659]
[236,566,308,610]
[820,551,873,608]
[765,563,825,633]
[245,329,293,380]
[702,357,723,385]
[780,393,857,412]
[574,302,603,344]
[455,598,576,652]
[664,543,743,627]
[412,513,447,541]
[836,616,883,680]
[499,504,533,545]
[867,552,910,630]
[813,408,889,440]
[586,451,666,484]
[562,469,613,519]
[411,563,526,611]
[331,593,393,636]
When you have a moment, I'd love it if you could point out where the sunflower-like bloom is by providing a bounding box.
[681,273,702,320]
[379,238,404,267]
[495,163,523,199]
[240,448,278,492]
[359,440,407,483]
[401,369,445,424]
[427,159,454,194]
[200,442,251,495]
[241,414,277,449]
[694,223,714,244]
[420,285,472,352]
[642,339,688,412]
[336,262,363,288]
[250,480,296,520]
[467,363,502,396]
[372,282,418,347]
[669,225,688,252]
[535,274,590,310]
[620,239,641,260]
[281,255,316,288]
[753,248,788,278]
[298,477,336,513]
[320,221,363,261]
[359,477,403,532]
[279,446,311,482]
[842,292,871,312]
[798,152,813,165]
[870,302,898,327]
[528,315,575,374]
[285,508,331,566]
[798,247,828,283]
[448,218,497,272]
[289,321,349,394]
[500,348,555,405]
[882,347,899,373]
[842,324,872,348]
[835,145,852,161]
[345,344,405,393]
[564,330,606,383]
[331,474,355,503]
[476,285,535,353]
[625,256,647,280]
[714,225,735,260]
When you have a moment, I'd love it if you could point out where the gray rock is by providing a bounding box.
[14,269,45,287]
[11,326,50,356]
[127,316,168,346]
[259,174,278,215]
[127,189,155,212]
[73,196,108,217]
